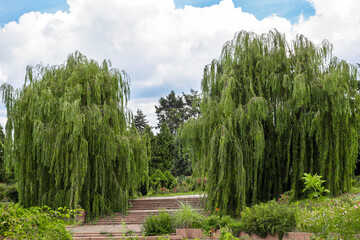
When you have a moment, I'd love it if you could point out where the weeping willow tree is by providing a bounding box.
[1,52,148,219]
[181,30,360,216]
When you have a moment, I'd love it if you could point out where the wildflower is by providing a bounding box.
[355,205,358,209]
[215,208,220,211]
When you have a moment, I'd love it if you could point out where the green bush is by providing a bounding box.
[240,200,296,239]
[173,202,205,228]
[202,215,221,232]
[0,183,18,202]
[143,210,174,236]
[149,169,177,190]
[0,203,80,239]
[228,220,244,237]
[219,227,243,240]
[164,170,177,189]
[149,169,167,190]
[202,215,234,233]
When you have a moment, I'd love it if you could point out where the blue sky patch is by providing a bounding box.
[0,0,69,26]
[175,0,315,23]
[1,0,315,26]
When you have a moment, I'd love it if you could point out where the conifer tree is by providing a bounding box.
[181,30,359,216]
[1,52,148,219]
[134,109,150,134]
[149,122,174,174]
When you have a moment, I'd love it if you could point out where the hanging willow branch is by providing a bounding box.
[1,52,148,219]
[180,30,360,216]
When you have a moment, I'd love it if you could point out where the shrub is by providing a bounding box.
[164,170,177,189]
[0,203,80,239]
[202,215,221,232]
[143,210,173,236]
[149,169,167,190]
[228,220,244,237]
[219,227,243,240]
[202,215,234,234]
[240,200,296,239]
[173,202,205,228]
[0,183,18,202]
[149,169,177,191]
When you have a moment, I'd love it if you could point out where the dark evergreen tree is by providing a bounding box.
[134,109,150,134]
[1,52,148,219]
[155,90,201,135]
[154,90,200,175]
[149,122,174,175]
[155,91,185,135]
[181,30,359,216]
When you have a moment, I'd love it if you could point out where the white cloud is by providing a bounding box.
[0,0,359,128]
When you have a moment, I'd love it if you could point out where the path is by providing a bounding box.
[67,194,205,240]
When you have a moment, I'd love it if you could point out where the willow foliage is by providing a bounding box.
[181,30,360,216]
[1,52,148,219]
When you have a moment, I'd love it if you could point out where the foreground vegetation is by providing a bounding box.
[143,189,360,240]
[0,202,81,239]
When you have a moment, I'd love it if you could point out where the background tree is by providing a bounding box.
[134,109,150,134]
[155,89,200,135]
[154,90,200,176]
[1,52,148,219]
[181,30,359,216]
[149,122,174,175]
[155,90,185,135]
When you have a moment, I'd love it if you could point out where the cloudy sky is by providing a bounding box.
[0,0,359,128]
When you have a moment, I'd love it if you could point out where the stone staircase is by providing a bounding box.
[70,194,205,240]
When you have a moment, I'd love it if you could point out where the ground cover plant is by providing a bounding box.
[0,203,81,239]
[181,29,360,216]
[1,52,148,219]
[296,194,360,239]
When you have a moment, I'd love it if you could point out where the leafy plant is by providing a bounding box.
[172,202,205,228]
[0,203,81,239]
[142,210,174,236]
[240,200,296,239]
[202,214,234,235]
[228,220,244,238]
[302,173,330,199]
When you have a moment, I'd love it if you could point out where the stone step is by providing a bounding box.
[73,232,126,237]
[93,208,205,225]
[73,236,184,240]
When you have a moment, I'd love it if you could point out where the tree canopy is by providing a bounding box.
[181,30,360,216]
[1,52,148,219]
[155,89,200,135]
